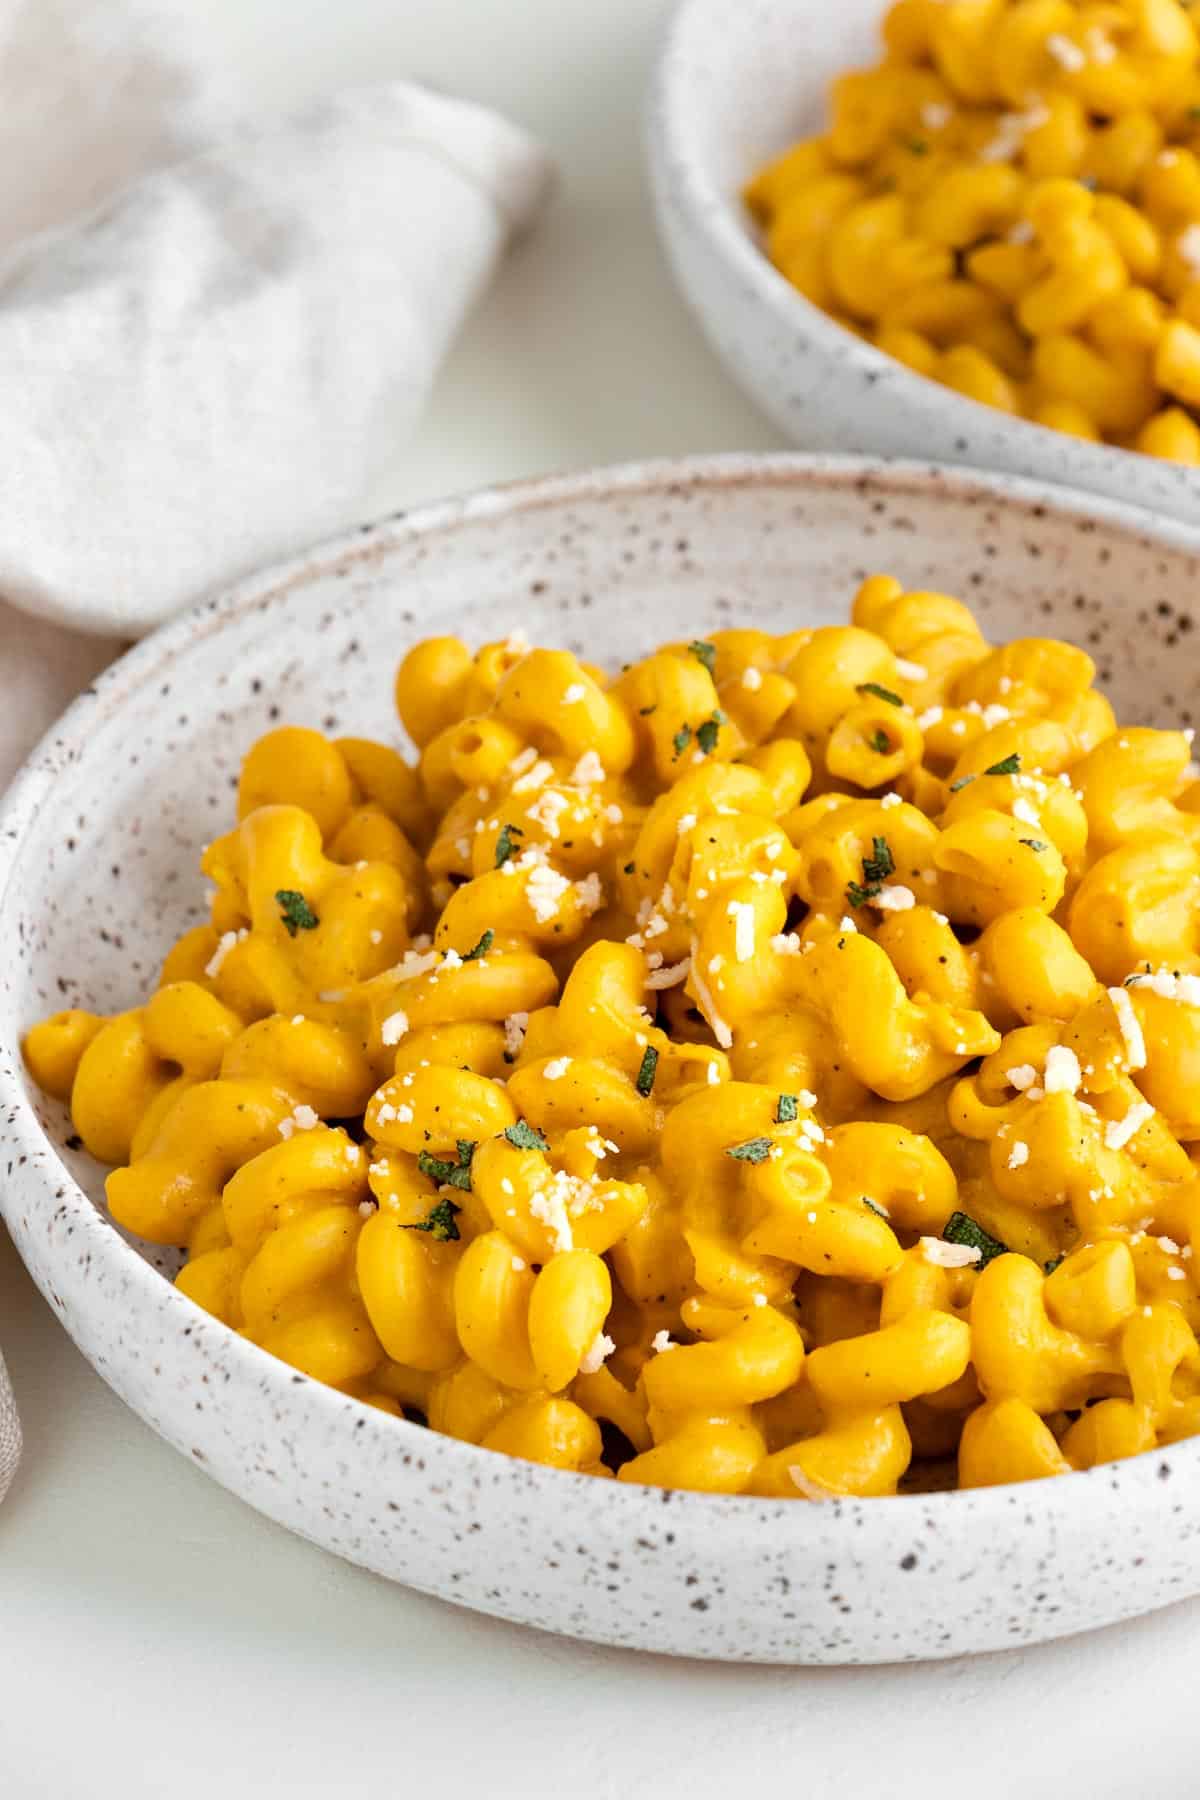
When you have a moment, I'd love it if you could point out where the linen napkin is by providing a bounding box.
[0,0,552,1499]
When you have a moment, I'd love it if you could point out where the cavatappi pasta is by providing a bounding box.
[748,0,1200,461]
[25,588,1200,1498]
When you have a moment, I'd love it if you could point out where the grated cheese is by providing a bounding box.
[570,750,606,786]
[512,757,554,795]
[728,899,756,962]
[503,1011,528,1058]
[578,1332,616,1375]
[1108,985,1147,1070]
[574,872,605,916]
[1104,1100,1154,1150]
[646,956,691,990]
[525,862,571,923]
[873,884,915,912]
[562,683,587,704]
[651,1329,675,1354]
[1042,1045,1082,1095]
[1126,967,1200,1006]
[1007,1140,1030,1170]
[205,927,248,978]
[690,948,734,1048]
[1045,30,1086,69]
[788,1466,841,1502]
[380,1011,409,1046]
[921,1236,982,1268]
[543,1057,572,1081]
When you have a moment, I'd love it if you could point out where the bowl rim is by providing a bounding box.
[3,447,1200,1537]
[650,0,1200,492]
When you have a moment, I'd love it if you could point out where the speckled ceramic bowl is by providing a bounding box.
[647,0,1200,524]
[4,454,1200,1665]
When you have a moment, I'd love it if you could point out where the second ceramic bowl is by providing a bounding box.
[647,0,1200,524]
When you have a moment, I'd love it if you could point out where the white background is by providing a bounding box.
[2,2,1198,1794]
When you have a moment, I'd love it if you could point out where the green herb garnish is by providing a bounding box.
[416,1140,476,1194]
[949,774,975,792]
[639,704,657,716]
[672,724,693,757]
[688,639,717,677]
[495,822,524,868]
[725,1136,773,1164]
[870,729,891,754]
[696,711,724,756]
[1019,838,1049,852]
[857,681,903,707]
[776,1093,798,1124]
[908,138,929,155]
[1043,1255,1065,1275]
[846,833,896,907]
[863,836,894,884]
[403,1197,462,1241]
[636,1045,659,1097]
[942,1209,1009,1267]
[862,1197,889,1220]
[504,1120,549,1152]
[984,753,1021,777]
[275,889,319,936]
[461,929,494,961]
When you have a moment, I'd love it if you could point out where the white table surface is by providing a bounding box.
[2,3,1196,1794]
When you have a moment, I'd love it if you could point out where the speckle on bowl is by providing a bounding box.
[646,0,1200,524]
[3,453,1200,1664]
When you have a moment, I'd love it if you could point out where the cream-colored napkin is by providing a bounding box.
[0,0,552,1497]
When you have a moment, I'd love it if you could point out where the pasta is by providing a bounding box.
[23,590,1200,1499]
[747,0,1200,460]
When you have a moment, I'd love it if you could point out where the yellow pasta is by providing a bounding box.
[25,591,1200,1501]
[747,0,1200,458]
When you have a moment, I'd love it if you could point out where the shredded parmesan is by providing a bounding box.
[728,899,756,962]
[1046,30,1086,70]
[873,884,915,912]
[1007,1140,1030,1170]
[788,1466,841,1502]
[1042,1045,1082,1095]
[205,927,247,978]
[1126,968,1200,1006]
[1104,1100,1154,1150]
[543,1057,572,1081]
[1108,985,1147,1071]
[380,1011,409,1046]
[570,750,606,786]
[278,1103,320,1141]
[689,946,733,1048]
[525,862,571,923]
[921,1236,982,1268]
[503,1012,528,1058]
[651,1329,675,1354]
[646,956,691,990]
[578,1332,615,1375]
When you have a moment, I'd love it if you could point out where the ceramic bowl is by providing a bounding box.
[647,0,1200,525]
[4,453,1200,1667]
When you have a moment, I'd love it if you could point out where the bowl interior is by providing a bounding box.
[668,0,881,245]
[5,455,1200,1288]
